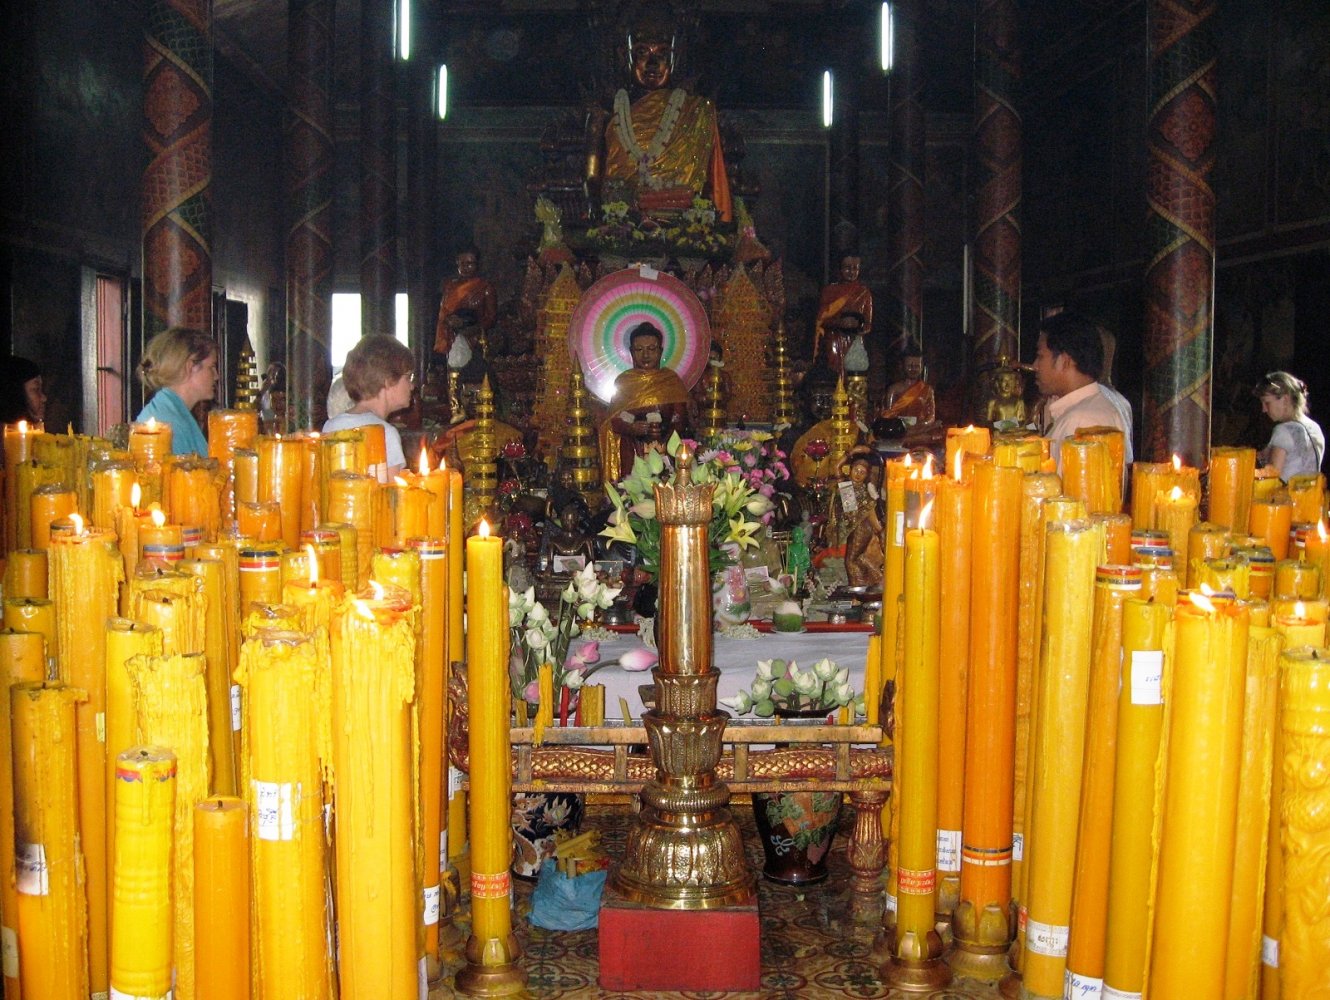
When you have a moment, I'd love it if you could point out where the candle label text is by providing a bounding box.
[1130,650,1164,705]
[1,926,16,978]
[1262,934,1278,967]
[231,684,242,731]
[936,829,961,872]
[1025,918,1069,957]
[448,765,464,797]
[1064,971,1103,999]
[1012,832,1023,861]
[472,870,511,899]
[897,867,936,894]
[253,780,295,840]
[423,884,441,925]
[894,511,905,546]
[440,829,448,870]
[16,844,48,896]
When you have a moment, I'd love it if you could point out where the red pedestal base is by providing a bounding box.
[598,891,762,992]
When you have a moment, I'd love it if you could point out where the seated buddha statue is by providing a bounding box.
[592,14,732,222]
[599,322,692,483]
[982,365,1029,429]
[539,500,597,576]
[879,353,936,427]
[790,377,840,487]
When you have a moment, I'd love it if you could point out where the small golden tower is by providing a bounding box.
[234,339,260,410]
[830,375,859,471]
[771,321,796,428]
[698,359,727,440]
[464,376,499,527]
[533,263,582,458]
[560,364,602,511]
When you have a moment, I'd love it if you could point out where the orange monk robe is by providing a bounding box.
[813,282,873,363]
[604,89,732,223]
[599,367,692,483]
[879,378,936,425]
[433,276,497,354]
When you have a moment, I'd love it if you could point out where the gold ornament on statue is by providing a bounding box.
[560,364,602,511]
[612,446,755,909]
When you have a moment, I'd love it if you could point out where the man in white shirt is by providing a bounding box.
[1033,312,1134,471]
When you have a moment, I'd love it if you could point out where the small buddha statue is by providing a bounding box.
[982,365,1029,430]
[540,500,596,576]
[879,353,936,427]
[599,322,692,483]
[433,247,497,363]
[790,377,839,487]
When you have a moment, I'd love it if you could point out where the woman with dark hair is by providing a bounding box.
[0,356,46,425]
[1255,371,1324,478]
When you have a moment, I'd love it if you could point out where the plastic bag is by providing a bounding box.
[527,859,608,931]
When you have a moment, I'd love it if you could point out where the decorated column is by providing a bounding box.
[1142,0,1216,464]
[142,0,213,340]
[884,0,925,361]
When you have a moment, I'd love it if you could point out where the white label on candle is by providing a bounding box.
[1130,650,1164,705]
[894,511,905,546]
[1025,918,1069,957]
[1102,987,1141,1000]
[423,884,441,925]
[111,991,167,1000]
[16,843,48,896]
[440,830,448,870]
[253,780,295,841]
[448,765,464,797]
[1,925,17,978]
[1012,831,1024,861]
[838,480,859,513]
[1065,970,1103,998]
[96,711,106,744]
[231,684,243,731]
[884,892,897,915]
[936,829,961,872]
[1262,934,1279,967]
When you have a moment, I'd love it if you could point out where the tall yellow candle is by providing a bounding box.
[3,421,43,552]
[1250,497,1293,560]
[127,652,211,1000]
[1154,484,1198,571]
[1187,520,1231,589]
[459,523,524,990]
[256,435,305,549]
[1093,510,1132,564]
[2,598,54,676]
[236,630,335,1000]
[327,471,377,591]
[129,418,172,469]
[880,457,911,695]
[331,585,419,999]
[91,458,137,532]
[11,683,88,1000]
[298,433,322,533]
[1102,597,1170,997]
[1061,438,1114,514]
[1223,626,1282,1000]
[1208,446,1256,530]
[2,549,47,599]
[935,473,973,917]
[299,527,343,584]
[1020,519,1101,998]
[949,462,1022,980]
[29,483,76,550]
[237,499,282,542]
[13,459,63,550]
[181,558,238,796]
[1276,646,1330,999]
[1072,425,1125,511]
[167,457,221,542]
[238,543,285,611]
[1131,461,1174,529]
[207,409,259,527]
[0,630,46,1000]
[193,796,250,1000]
[379,476,432,547]
[109,747,176,1000]
[885,519,949,985]
[1148,596,1250,998]
[232,448,259,506]
[945,425,991,478]
[413,445,448,537]
[1274,558,1319,599]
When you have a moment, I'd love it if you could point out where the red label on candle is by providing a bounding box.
[471,871,511,899]
[897,867,936,894]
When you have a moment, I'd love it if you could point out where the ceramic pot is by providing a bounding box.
[751,789,842,885]
[511,791,585,880]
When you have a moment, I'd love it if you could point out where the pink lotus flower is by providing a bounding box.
[566,640,600,668]
[618,648,659,672]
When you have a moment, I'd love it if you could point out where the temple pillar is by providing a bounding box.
[828,75,860,261]
[972,0,1020,369]
[406,9,439,383]
[884,0,925,361]
[1142,0,1215,465]
[285,0,335,431]
[359,0,398,340]
[142,0,213,341]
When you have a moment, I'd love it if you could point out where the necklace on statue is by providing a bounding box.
[612,88,688,191]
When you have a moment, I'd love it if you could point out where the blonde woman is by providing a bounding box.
[135,328,218,456]
[1255,371,1325,479]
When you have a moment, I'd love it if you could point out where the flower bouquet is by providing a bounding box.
[508,564,622,715]
[696,428,791,525]
[601,433,772,579]
[723,657,860,718]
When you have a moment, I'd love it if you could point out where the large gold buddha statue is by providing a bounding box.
[592,14,732,222]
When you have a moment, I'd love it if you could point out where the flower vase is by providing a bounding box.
[750,709,842,884]
[511,791,585,880]
[712,563,751,627]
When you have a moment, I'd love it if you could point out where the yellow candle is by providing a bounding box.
[950,462,1022,978]
[1188,520,1231,589]
[1208,446,1256,530]
[461,524,523,984]
[370,545,422,600]
[1154,485,1198,570]
[1250,497,1294,560]
[1093,511,1132,565]
[11,683,88,1000]
[181,558,239,796]
[129,418,172,468]
[2,597,54,675]
[1139,565,1179,605]
[1072,426,1125,511]
[236,630,335,1000]
[1020,519,1101,998]
[0,630,46,1000]
[298,433,322,533]
[256,435,305,550]
[1102,597,1170,997]
[1061,438,1114,514]
[327,471,377,591]
[1148,596,1250,998]
[13,459,62,551]
[880,460,909,699]
[1199,556,1252,599]
[863,634,882,727]
[1223,626,1282,1000]
[331,584,419,999]
[109,747,176,1000]
[2,548,47,600]
[29,483,76,550]
[378,477,432,548]
[167,457,221,542]
[237,499,282,542]
[127,652,210,1000]
[239,543,285,612]
[1285,472,1324,525]
[319,429,368,513]
[208,409,259,527]
[1131,461,1174,529]
[414,445,448,537]
[193,797,250,1000]
[1274,558,1319,599]
[139,507,185,567]
[233,448,259,506]
[91,458,137,531]
[945,425,991,478]
[299,527,343,584]
[4,421,42,552]
[1276,646,1330,999]
[888,521,948,980]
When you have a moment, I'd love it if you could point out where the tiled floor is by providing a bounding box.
[434,804,1007,999]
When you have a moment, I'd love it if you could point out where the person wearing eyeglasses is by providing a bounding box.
[1255,371,1324,479]
[322,334,414,480]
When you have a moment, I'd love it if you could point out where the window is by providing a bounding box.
[330,292,410,370]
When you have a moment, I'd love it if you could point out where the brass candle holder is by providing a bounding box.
[611,447,755,909]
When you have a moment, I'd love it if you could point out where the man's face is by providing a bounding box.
[1032,334,1067,397]
[456,252,478,278]
[631,38,673,90]
[629,334,663,370]
[839,256,861,283]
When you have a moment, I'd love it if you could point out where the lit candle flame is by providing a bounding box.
[305,543,320,585]
[1169,485,1183,501]
[16,420,27,433]
[1172,453,1183,471]
[919,499,934,531]
[150,508,166,528]
[131,482,142,511]
[368,579,386,600]
[70,513,84,536]
[1319,518,1328,543]
[440,457,447,472]
[145,417,157,430]
[418,444,430,475]
[353,599,375,621]
[1294,600,1307,619]
[964,424,975,433]
[479,518,490,538]
[952,448,964,482]
[394,476,409,488]
[922,454,935,479]
[1191,591,1216,613]
[903,453,913,467]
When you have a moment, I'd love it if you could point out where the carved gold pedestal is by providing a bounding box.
[881,928,953,992]
[946,899,1015,982]
[453,931,525,997]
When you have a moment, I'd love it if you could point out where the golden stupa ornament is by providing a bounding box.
[830,375,859,471]
[698,359,726,439]
[464,376,499,527]
[561,363,602,510]
[234,339,260,410]
[771,322,796,429]
[612,446,755,909]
